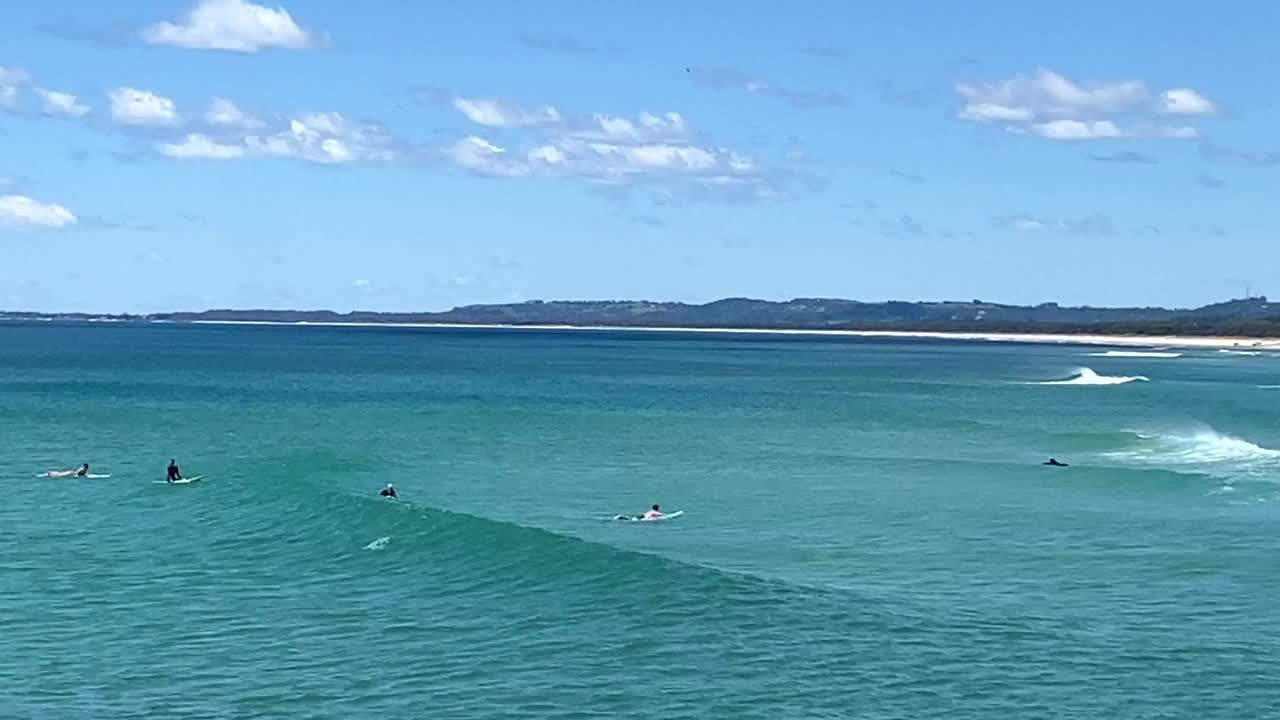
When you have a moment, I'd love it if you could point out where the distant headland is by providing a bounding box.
[3,296,1279,339]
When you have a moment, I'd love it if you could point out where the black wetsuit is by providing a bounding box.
[167,463,181,482]
[380,488,397,498]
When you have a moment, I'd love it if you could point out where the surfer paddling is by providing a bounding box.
[46,463,89,478]
[1043,458,1069,467]
[379,483,397,498]
[617,504,665,521]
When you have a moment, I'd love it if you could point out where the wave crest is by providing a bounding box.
[1039,367,1149,386]
[1106,428,1280,481]
[1087,350,1181,358]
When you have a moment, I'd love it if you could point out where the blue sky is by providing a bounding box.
[2,0,1277,313]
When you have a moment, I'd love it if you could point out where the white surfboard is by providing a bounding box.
[614,510,683,522]
[155,475,204,484]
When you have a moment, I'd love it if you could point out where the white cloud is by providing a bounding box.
[454,133,751,183]
[688,67,846,109]
[1030,119,1122,140]
[441,93,793,202]
[449,136,530,177]
[36,88,89,117]
[1150,124,1198,139]
[109,87,180,126]
[528,144,567,167]
[205,98,262,128]
[574,112,693,144]
[141,0,314,53]
[0,194,77,229]
[593,114,642,141]
[574,141,720,174]
[1012,216,1048,232]
[0,66,32,110]
[149,107,401,165]
[451,97,561,128]
[957,69,1147,123]
[1161,88,1216,116]
[957,102,1033,123]
[244,112,398,164]
[159,133,246,159]
[956,68,1215,141]
[995,213,1115,235]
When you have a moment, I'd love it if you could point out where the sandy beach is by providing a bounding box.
[181,320,1280,351]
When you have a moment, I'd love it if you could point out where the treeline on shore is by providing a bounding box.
[3,296,1279,337]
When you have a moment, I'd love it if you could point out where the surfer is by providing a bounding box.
[615,504,674,521]
[1043,458,1069,467]
[167,459,182,483]
[47,463,89,478]
[379,483,397,499]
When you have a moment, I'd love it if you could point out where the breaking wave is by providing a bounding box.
[1104,427,1280,481]
[1087,350,1182,358]
[1039,368,1149,386]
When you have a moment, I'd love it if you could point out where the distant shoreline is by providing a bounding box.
[5,295,1279,343]
[174,319,1280,350]
[6,316,1280,350]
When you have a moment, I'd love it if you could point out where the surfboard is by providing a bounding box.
[614,510,683,522]
[39,472,108,478]
[154,475,204,484]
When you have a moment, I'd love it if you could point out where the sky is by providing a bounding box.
[2,0,1278,313]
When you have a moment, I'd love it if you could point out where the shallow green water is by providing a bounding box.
[2,322,1278,718]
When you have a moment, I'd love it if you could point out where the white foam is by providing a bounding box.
[1219,349,1262,356]
[1107,428,1280,481]
[364,536,391,550]
[1039,367,1149,386]
[1087,350,1182,358]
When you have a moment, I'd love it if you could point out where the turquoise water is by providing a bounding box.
[2,322,1278,719]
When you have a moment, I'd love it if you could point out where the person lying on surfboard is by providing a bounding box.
[167,459,182,483]
[46,463,89,478]
[641,504,663,520]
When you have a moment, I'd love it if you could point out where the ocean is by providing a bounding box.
[2,321,1277,719]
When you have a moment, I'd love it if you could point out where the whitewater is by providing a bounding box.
[1037,367,1150,385]
[2,321,1277,719]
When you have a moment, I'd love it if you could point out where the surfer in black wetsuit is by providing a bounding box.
[1043,458,1068,467]
[379,483,397,498]
[167,459,182,483]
